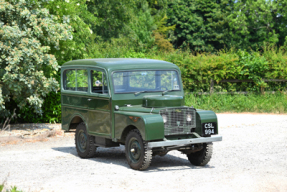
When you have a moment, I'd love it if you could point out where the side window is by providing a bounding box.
[63,69,88,92]
[77,70,88,92]
[64,70,76,91]
[91,70,108,94]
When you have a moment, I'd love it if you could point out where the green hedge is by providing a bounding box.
[152,48,287,92]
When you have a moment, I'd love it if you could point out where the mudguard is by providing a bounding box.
[196,110,218,135]
[114,111,164,141]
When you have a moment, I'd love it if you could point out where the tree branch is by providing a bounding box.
[1,108,16,131]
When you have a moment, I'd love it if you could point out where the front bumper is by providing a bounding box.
[147,135,222,149]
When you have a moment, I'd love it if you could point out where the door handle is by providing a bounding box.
[87,99,92,101]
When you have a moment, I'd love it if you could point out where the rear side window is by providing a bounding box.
[63,69,88,92]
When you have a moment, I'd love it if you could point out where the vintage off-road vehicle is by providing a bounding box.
[61,58,222,170]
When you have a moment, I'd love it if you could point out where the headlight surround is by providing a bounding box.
[162,114,167,123]
[186,113,192,122]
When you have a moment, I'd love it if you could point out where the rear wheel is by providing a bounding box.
[187,143,213,166]
[75,122,97,158]
[125,129,152,170]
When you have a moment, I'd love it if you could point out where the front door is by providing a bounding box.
[88,69,111,137]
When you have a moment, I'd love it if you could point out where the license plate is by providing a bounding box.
[202,122,216,136]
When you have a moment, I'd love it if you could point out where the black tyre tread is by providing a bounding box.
[75,122,96,158]
[187,143,213,166]
[125,129,152,170]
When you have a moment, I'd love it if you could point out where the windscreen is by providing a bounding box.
[112,70,181,93]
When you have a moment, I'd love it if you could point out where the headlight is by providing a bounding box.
[162,114,167,123]
[186,114,192,122]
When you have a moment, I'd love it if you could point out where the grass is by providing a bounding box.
[185,92,287,114]
[1,176,22,192]
[0,184,22,192]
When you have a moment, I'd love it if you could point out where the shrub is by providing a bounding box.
[0,0,71,120]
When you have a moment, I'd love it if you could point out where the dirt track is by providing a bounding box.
[0,114,287,192]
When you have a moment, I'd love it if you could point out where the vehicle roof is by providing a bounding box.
[62,58,179,71]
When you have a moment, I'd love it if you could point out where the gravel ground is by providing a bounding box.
[0,114,287,192]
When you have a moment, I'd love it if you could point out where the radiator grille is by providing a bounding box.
[160,108,196,135]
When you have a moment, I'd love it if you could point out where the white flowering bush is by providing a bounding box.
[0,0,72,118]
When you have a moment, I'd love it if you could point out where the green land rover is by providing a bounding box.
[61,58,222,170]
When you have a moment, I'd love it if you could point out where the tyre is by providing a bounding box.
[187,143,213,166]
[75,122,96,158]
[125,129,152,170]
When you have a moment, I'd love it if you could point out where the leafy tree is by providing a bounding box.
[87,0,156,52]
[87,0,136,40]
[146,0,175,51]
[227,0,283,50]
[8,0,97,124]
[275,0,287,47]
[0,0,71,120]
[128,1,156,50]
[147,0,170,17]
[153,16,175,52]
[44,0,97,65]
[167,0,232,52]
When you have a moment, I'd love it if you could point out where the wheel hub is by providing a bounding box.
[129,138,141,163]
[78,130,87,152]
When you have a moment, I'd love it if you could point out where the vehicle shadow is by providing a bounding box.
[52,145,215,172]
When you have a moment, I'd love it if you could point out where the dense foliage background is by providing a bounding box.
[1,0,287,123]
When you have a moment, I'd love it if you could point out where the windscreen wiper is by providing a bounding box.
[162,89,177,96]
[135,89,177,96]
[134,91,149,96]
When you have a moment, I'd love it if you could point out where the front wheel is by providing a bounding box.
[187,143,213,166]
[125,129,152,170]
[75,122,97,158]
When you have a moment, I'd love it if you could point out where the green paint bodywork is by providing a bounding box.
[196,109,218,135]
[142,95,184,108]
[114,112,164,141]
[61,59,218,142]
